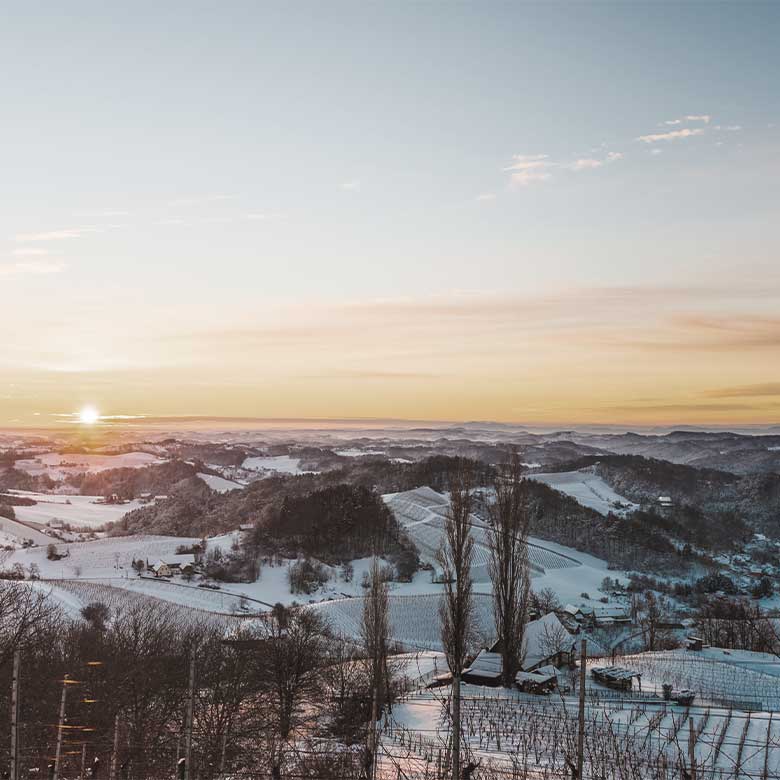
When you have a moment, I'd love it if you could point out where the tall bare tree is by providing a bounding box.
[360,558,391,779]
[437,467,476,780]
[488,451,533,687]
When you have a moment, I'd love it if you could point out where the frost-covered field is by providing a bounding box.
[7,490,146,529]
[618,650,780,710]
[526,468,639,516]
[385,487,580,571]
[196,472,243,492]
[241,455,318,475]
[4,535,200,577]
[384,684,780,779]
[383,486,622,606]
[309,592,496,651]
[38,580,244,630]
[87,576,265,613]
[14,451,163,478]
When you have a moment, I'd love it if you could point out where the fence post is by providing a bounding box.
[576,639,587,780]
[53,675,69,780]
[184,645,196,780]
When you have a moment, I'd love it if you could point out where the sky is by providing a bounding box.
[1,1,779,428]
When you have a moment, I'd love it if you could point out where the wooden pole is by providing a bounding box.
[576,639,587,780]
[452,673,461,780]
[688,717,697,780]
[11,650,21,780]
[53,676,69,780]
[109,712,120,780]
[184,646,196,780]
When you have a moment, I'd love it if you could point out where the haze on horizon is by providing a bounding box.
[2,2,779,428]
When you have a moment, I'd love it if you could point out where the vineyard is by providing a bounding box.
[383,683,780,779]
[309,592,496,650]
[618,651,780,711]
[383,487,581,579]
[41,579,246,631]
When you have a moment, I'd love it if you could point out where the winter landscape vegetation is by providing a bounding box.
[2,1,779,778]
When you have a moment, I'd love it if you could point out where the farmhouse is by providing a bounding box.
[464,613,579,686]
[150,553,197,578]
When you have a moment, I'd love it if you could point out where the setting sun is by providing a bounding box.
[78,405,100,425]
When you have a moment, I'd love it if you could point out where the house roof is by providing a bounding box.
[164,553,196,565]
[592,605,629,619]
[463,651,503,681]
[522,612,571,671]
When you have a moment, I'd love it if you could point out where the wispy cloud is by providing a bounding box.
[505,150,623,184]
[704,382,780,399]
[0,261,66,276]
[341,180,361,192]
[664,114,711,126]
[475,193,496,202]
[14,226,100,242]
[637,128,706,143]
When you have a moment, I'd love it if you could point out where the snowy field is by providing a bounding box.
[383,683,780,779]
[196,472,243,492]
[14,451,163,478]
[6,490,146,530]
[526,468,639,516]
[310,592,496,651]
[89,576,265,614]
[385,487,580,569]
[618,649,780,710]
[34,580,245,631]
[241,455,318,475]
[4,535,201,578]
[384,486,624,605]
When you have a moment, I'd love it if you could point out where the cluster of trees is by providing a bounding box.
[696,598,780,653]
[115,455,493,539]
[68,460,202,500]
[0,582,403,780]
[554,454,780,533]
[262,484,403,562]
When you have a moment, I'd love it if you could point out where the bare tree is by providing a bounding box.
[437,466,476,780]
[257,605,330,777]
[487,452,533,687]
[360,557,391,778]
[0,582,62,666]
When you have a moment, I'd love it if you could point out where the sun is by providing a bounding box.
[78,405,100,425]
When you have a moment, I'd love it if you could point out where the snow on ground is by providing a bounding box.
[0,515,53,546]
[91,576,265,614]
[525,468,639,516]
[241,455,318,475]
[384,683,780,778]
[310,592,496,651]
[38,580,244,631]
[7,490,146,529]
[197,473,243,492]
[14,451,163,479]
[619,649,780,709]
[3,535,200,578]
[334,448,385,457]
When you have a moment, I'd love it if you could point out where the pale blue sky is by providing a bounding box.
[2,2,779,424]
